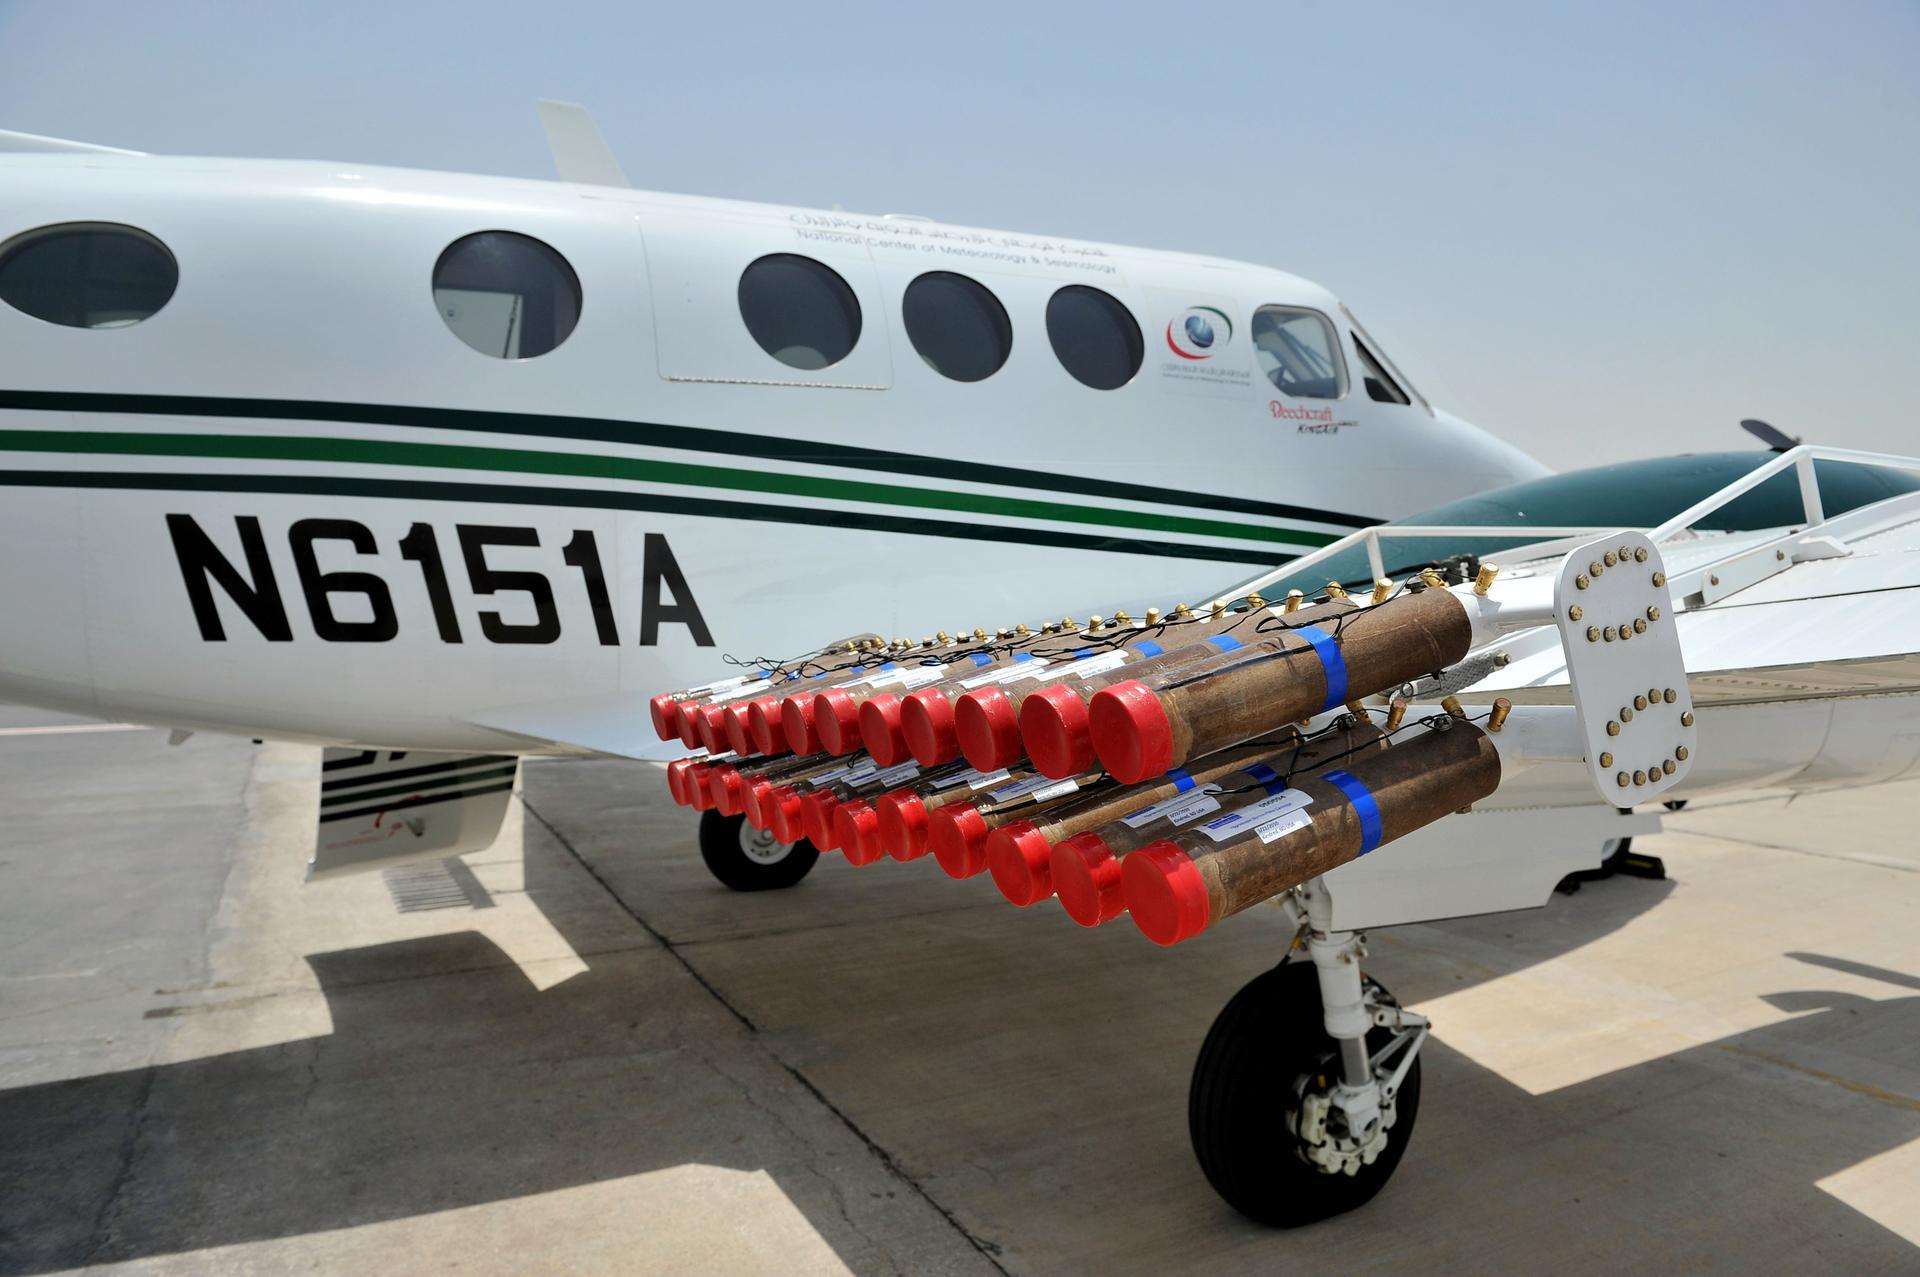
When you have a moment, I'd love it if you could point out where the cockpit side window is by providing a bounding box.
[1251,306,1345,399]
[1353,334,1411,405]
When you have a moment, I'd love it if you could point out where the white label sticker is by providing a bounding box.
[706,680,769,705]
[687,674,754,696]
[963,767,1013,790]
[874,760,922,787]
[1119,784,1224,829]
[1069,650,1131,680]
[891,665,950,691]
[1198,788,1314,843]
[960,660,1048,689]
[1255,809,1313,844]
[986,774,1067,803]
[1029,777,1082,802]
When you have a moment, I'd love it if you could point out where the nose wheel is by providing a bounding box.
[698,810,819,891]
[1189,960,1424,1226]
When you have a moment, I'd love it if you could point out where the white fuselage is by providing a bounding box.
[0,155,1541,755]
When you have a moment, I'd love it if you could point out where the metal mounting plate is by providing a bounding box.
[1554,533,1695,804]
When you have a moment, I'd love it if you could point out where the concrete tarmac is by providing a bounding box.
[2,709,1917,1274]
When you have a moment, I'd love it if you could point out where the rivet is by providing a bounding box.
[1633,618,1647,634]
[1709,574,1720,586]
[1575,574,1590,590]
[1569,604,1584,621]
[1606,720,1620,736]
[1616,771,1629,788]
[1648,687,1660,703]
[1587,626,1600,643]
[1599,751,1613,767]
[1634,547,1648,562]
[1590,560,1605,577]
[1634,695,1648,711]
[1663,688,1677,703]
[1681,711,1695,727]
[1647,605,1661,621]
[1775,549,1786,561]
[1604,626,1617,641]
[1603,551,1618,567]
[1619,544,1633,561]
[1621,706,1634,721]
[1662,759,1676,775]
[1652,571,1666,587]
[1676,744,1690,760]
[1619,625,1632,642]
[1633,770,1647,785]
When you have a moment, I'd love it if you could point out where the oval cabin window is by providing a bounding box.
[432,231,582,359]
[902,271,1012,382]
[0,223,178,329]
[1045,285,1142,390]
[737,254,863,371]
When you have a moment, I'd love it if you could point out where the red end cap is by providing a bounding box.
[666,758,693,807]
[1051,831,1126,927]
[837,801,884,866]
[747,697,789,757]
[1020,684,1096,780]
[876,791,930,861]
[929,802,990,879]
[770,788,804,843]
[677,708,704,749]
[780,696,820,757]
[815,688,863,756]
[1123,841,1211,946]
[698,705,730,754]
[649,694,681,742]
[986,820,1056,907]
[859,694,908,766]
[719,766,749,816]
[743,779,775,829]
[724,705,755,757]
[955,688,1025,772]
[1089,680,1175,784]
[803,791,843,851]
[687,764,715,812]
[901,689,960,767]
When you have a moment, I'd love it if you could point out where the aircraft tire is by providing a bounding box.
[1188,962,1420,1227]
[699,810,819,891]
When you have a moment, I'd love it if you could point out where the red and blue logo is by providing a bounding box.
[1166,306,1232,361]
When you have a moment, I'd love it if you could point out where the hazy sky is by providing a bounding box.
[2,0,1914,471]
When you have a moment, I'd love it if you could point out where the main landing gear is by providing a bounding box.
[1188,883,1427,1226]
[698,810,819,891]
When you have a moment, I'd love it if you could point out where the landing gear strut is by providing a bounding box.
[1188,884,1427,1226]
[698,810,819,891]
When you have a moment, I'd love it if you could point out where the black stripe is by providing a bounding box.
[0,470,1295,566]
[320,753,517,793]
[321,749,378,772]
[321,763,519,809]
[318,780,517,824]
[0,389,1378,529]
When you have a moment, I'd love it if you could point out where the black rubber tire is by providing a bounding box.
[1189,961,1421,1227]
[698,810,819,891]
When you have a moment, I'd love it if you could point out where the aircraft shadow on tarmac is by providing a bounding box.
[3,760,1917,1273]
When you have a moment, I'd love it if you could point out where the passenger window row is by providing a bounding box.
[0,221,1392,402]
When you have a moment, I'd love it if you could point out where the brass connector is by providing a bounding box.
[1384,698,1408,732]
[1487,697,1512,733]
[1145,606,1162,625]
[1284,589,1304,614]
[1014,622,1030,637]
[1343,699,1369,721]
[1419,567,1447,589]
[1473,564,1499,595]
[1113,609,1131,625]
[1324,581,1349,601]
[1172,602,1193,618]
[1209,601,1226,618]
[971,627,987,641]
[1370,579,1394,605]
[1088,615,1105,631]
[935,630,951,644]
[1441,694,1466,720]
[1246,593,1266,609]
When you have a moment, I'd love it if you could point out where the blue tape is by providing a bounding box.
[1013,651,1034,663]
[1245,762,1286,795]
[969,652,993,667]
[1207,633,1243,654]
[1166,768,1195,793]
[1073,647,1094,660]
[1322,769,1382,854]
[1133,639,1164,658]
[880,661,898,671]
[1294,624,1348,712]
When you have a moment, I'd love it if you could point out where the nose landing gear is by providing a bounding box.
[698,810,819,891]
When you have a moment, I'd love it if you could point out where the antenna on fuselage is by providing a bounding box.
[534,100,630,188]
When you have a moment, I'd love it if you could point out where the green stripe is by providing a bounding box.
[0,429,1340,550]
